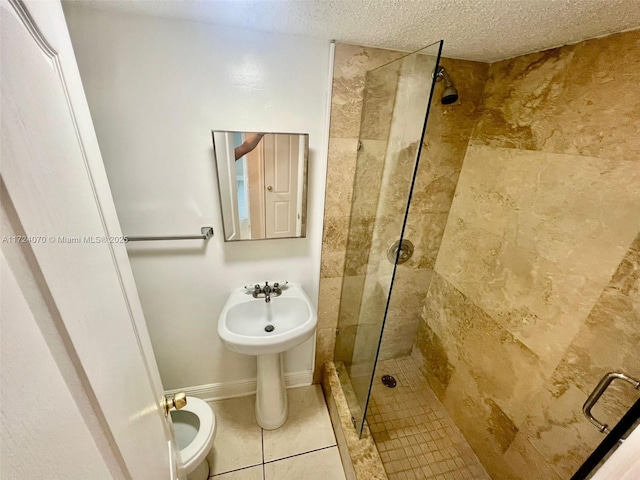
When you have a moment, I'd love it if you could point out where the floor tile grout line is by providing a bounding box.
[263,444,338,465]
[210,462,263,478]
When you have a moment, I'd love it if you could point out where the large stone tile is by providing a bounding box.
[320,250,345,279]
[351,322,384,365]
[262,385,337,462]
[324,138,358,217]
[359,61,400,140]
[471,30,640,162]
[318,277,342,331]
[350,139,387,219]
[208,396,263,475]
[408,173,459,215]
[450,145,640,286]
[378,268,432,360]
[414,319,454,399]
[435,214,606,370]
[501,435,562,480]
[403,212,450,269]
[539,30,640,162]
[334,324,357,364]
[471,45,577,151]
[377,140,419,216]
[322,215,350,254]
[553,288,640,406]
[343,216,376,276]
[519,384,604,478]
[441,363,522,480]
[551,234,640,416]
[609,233,640,298]
[330,44,404,139]
[337,274,366,327]
[418,273,546,428]
[426,57,488,153]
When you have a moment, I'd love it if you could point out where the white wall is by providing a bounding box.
[63,5,330,391]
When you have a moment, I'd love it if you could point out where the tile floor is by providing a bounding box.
[368,356,490,480]
[207,385,347,479]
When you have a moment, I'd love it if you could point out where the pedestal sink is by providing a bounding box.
[218,283,317,429]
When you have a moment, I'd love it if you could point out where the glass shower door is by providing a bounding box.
[334,41,443,434]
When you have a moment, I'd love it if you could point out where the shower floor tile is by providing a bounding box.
[369,356,490,480]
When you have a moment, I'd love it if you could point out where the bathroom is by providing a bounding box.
[1,0,639,479]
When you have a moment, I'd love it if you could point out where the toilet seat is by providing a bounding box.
[170,396,216,474]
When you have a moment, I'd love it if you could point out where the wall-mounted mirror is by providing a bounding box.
[212,131,309,241]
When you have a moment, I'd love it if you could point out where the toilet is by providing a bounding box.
[170,396,217,480]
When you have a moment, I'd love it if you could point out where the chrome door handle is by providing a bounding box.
[583,372,640,434]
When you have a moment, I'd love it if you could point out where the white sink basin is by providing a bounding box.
[218,283,317,356]
[218,283,318,429]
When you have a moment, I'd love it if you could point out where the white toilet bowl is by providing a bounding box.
[170,396,217,480]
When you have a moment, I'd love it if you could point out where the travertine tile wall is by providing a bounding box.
[348,51,439,371]
[379,56,486,360]
[315,44,403,383]
[316,43,487,382]
[414,30,640,479]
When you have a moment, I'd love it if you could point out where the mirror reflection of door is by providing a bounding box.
[245,133,301,238]
[212,130,308,241]
[235,132,252,238]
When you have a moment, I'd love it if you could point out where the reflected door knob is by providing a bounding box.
[267,186,273,192]
[163,392,187,416]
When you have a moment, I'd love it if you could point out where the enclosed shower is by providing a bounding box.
[321,30,640,480]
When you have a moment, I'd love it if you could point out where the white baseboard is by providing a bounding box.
[165,370,314,402]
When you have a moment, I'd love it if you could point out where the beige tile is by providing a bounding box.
[435,213,609,369]
[318,277,343,331]
[323,362,387,480]
[350,139,387,218]
[330,44,405,139]
[322,215,350,254]
[360,61,401,140]
[212,465,263,479]
[379,268,433,361]
[320,250,345,279]
[208,396,263,475]
[450,145,640,285]
[325,138,358,217]
[366,356,489,480]
[471,45,576,151]
[313,327,336,384]
[262,385,337,462]
[264,446,346,480]
[538,30,640,162]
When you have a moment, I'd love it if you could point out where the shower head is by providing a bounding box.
[435,67,459,105]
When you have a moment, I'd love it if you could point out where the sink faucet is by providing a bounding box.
[252,282,283,303]
[263,282,272,303]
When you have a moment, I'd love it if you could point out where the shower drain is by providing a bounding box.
[381,375,397,388]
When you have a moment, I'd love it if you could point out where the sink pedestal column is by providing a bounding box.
[255,353,288,430]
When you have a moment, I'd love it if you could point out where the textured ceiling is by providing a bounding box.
[69,0,640,62]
